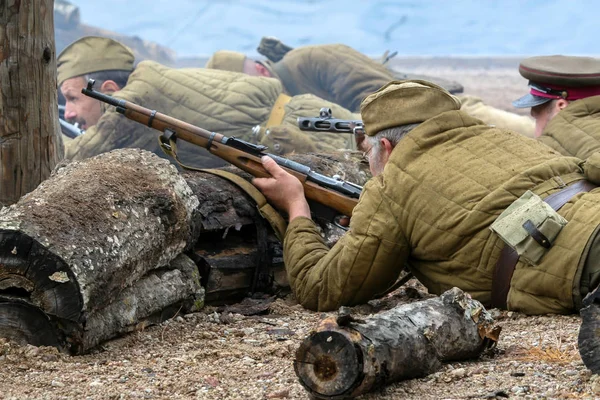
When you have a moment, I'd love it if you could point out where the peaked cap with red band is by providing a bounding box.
[513,55,600,108]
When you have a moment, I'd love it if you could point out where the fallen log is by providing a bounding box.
[0,149,201,353]
[0,148,370,352]
[294,287,501,399]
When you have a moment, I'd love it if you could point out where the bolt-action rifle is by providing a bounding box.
[81,80,362,219]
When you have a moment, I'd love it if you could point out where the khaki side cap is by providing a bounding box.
[205,50,246,72]
[519,55,600,87]
[360,79,462,136]
[57,36,134,87]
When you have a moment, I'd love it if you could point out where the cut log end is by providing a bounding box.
[579,302,600,373]
[294,331,363,399]
[0,301,61,348]
[0,229,82,317]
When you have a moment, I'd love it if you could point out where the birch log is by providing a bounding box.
[294,287,501,399]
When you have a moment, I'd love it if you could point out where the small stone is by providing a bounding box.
[450,368,466,379]
[242,356,256,365]
[266,388,290,398]
[89,380,102,387]
[564,369,578,376]
[242,328,255,335]
[175,316,184,323]
[51,380,65,387]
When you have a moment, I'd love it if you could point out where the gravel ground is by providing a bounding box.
[0,282,594,400]
[0,58,587,400]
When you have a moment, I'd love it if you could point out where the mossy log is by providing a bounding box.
[294,287,501,399]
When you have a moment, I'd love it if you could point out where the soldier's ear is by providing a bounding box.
[255,62,272,77]
[99,80,121,95]
[556,98,570,111]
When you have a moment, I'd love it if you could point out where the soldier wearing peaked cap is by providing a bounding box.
[513,55,600,159]
[253,79,600,316]
[205,39,536,137]
[58,37,360,165]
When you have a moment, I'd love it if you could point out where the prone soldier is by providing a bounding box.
[252,79,600,316]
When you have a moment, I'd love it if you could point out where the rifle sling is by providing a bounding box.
[266,93,291,128]
[491,179,597,309]
[158,135,288,243]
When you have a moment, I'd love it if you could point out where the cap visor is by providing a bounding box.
[512,93,552,108]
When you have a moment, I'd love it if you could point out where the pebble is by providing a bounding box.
[450,368,466,379]
[89,380,102,387]
[242,356,256,365]
[242,327,255,335]
[51,380,65,387]
[564,369,578,376]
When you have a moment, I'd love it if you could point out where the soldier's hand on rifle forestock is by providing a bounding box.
[252,156,311,221]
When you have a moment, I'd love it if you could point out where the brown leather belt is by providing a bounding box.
[491,180,598,309]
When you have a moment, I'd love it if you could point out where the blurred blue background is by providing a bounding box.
[71,0,600,57]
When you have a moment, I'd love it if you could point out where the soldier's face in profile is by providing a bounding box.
[60,76,104,130]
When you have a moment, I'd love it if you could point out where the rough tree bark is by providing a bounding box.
[294,288,501,399]
[0,0,63,206]
[0,149,201,353]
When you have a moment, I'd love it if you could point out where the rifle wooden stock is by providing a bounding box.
[82,81,360,217]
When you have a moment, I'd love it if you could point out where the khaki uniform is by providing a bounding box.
[66,61,358,163]
[538,96,600,159]
[284,109,600,314]
[266,44,395,112]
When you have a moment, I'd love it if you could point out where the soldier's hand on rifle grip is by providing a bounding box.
[252,156,311,221]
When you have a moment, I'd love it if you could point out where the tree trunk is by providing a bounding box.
[0,0,63,206]
[0,149,200,353]
[294,288,501,399]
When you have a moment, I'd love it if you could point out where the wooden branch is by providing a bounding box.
[294,287,501,399]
